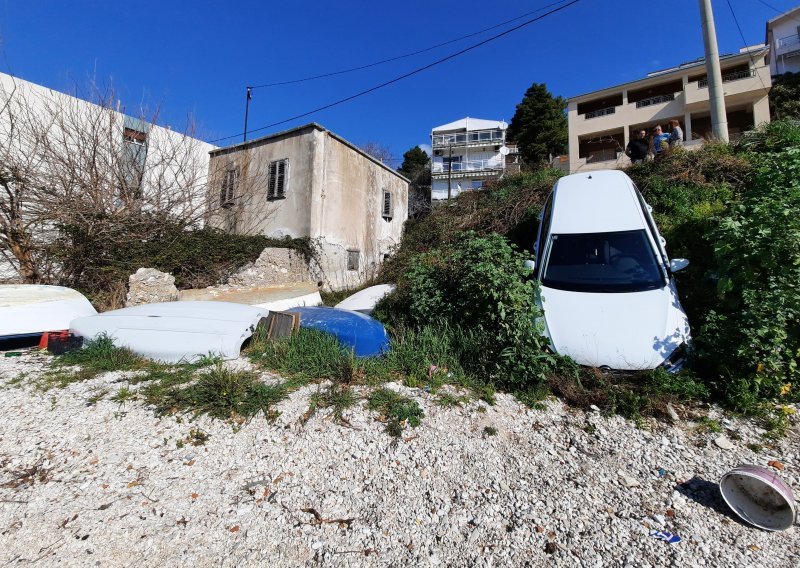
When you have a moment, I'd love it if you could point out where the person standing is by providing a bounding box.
[669,119,684,147]
[625,129,649,164]
[651,125,670,158]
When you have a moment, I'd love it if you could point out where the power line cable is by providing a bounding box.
[250,0,572,89]
[755,0,800,24]
[209,0,581,144]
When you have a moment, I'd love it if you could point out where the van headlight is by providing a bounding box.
[662,342,689,373]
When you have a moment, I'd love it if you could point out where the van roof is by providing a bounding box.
[549,170,646,234]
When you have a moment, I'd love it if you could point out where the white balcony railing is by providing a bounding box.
[778,33,800,49]
[698,68,755,88]
[635,93,675,108]
[432,160,503,173]
[432,129,504,147]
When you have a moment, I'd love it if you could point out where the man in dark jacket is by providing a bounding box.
[625,129,649,164]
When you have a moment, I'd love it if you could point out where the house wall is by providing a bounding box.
[767,9,800,75]
[312,132,408,290]
[208,125,409,291]
[0,72,215,282]
[206,129,316,237]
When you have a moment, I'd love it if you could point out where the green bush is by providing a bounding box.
[51,213,310,309]
[696,121,800,408]
[377,232,558,390]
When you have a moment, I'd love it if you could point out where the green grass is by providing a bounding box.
[308,383,358,423]
[154,365,286,420]
[367,387,424,436]
[435,392,470,408]
[483,426,498,437]
[111,386,135,404]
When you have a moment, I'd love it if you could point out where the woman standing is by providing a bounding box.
[669,119,684,148]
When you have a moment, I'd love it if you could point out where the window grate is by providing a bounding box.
[382,191,392,219]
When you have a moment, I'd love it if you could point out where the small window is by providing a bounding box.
[347,250,360,271]
[268,159,288,200]
[220,169,238,208]
[382,191,393,220]
[123,127,147,145]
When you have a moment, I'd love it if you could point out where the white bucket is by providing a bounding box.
[719,464,797,531]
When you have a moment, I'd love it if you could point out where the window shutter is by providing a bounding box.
[382,191,392,218]
[277,160,286,198]
[268,162,277,199]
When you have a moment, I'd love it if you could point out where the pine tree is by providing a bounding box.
[507,83,567,166]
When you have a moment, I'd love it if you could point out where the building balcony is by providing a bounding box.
[431,160,503,179]
[776,33,800,55]
[431,129,505,148]
[685,66,770,108]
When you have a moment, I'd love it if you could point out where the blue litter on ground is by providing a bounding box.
[649,529,681,544]
[288,306,390,357]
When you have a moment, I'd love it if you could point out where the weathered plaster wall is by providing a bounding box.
[311,133,408,290]
[206,128,316,238]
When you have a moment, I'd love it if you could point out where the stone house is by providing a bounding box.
[206,123,409,291]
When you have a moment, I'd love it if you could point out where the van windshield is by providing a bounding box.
[542,230,664,293]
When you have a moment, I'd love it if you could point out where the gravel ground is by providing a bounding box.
[0,350,798,567]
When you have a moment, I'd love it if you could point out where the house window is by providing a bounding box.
[123,127,147,146]
[347,250,360,271]
[120,127,148,199]
[382,190,393,220]
[220,169,238,208]
[268,159,288,200]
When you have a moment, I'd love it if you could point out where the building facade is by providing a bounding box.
[765,5,800,76]
[0,72,216,282]
[565,47,772,173]
[430,118,515,200]
[207,123,409,291]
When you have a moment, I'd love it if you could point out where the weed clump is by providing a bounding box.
[367,388,424,437]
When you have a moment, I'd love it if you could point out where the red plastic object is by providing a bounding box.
[38,331,78,354]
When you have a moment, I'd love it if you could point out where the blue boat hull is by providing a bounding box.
[289,306,390,357]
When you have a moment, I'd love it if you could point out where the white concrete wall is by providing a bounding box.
[0,72,216,281]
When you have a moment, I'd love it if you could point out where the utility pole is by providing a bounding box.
[698,0,729,142]
[243,87,252,143]
[446,144,453,202]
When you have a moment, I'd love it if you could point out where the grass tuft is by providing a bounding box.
[368,387,424,436]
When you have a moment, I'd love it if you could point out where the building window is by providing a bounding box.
[120,127,148,200]
[268,159,288,200]
[220,169,238,208]
[347,250,360,271]
[382,190,393,220]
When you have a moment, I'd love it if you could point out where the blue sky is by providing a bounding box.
[0,0,793,163]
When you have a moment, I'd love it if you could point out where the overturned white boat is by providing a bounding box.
[70,301,268,363]
[0,284,96,340]
[335,284,395,315]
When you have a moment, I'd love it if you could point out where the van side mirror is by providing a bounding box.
[523,259,536,273]
[669,258,689,273]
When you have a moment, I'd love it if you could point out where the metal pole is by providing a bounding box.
[243,86,252,143]
[447,144,452,202]
[698,0,729,142]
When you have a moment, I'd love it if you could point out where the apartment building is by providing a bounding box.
[207,123,409,290]
[765,5,800,76]
[566,47,772,173]
[430,118,516,200]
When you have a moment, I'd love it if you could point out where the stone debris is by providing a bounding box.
[125,267,178,307]
[0,351,798,566]
[714,435,735,450]
[227,247,314,288]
